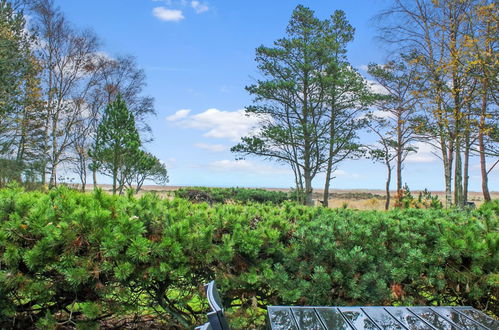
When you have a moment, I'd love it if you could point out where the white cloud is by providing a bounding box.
[370,110,395,119]
[152,7,184,22]
[166,109,191,121]
[166,108,264,141]
[406,142,439,163]
[191,1,209,13]
[195,143,227,152]
[358,64,369,72]
[366,79,388,95]
[208,160,291,175]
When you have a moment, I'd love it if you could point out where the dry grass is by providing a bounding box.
[78,184,498,210]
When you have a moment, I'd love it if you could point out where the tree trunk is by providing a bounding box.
[444,160,453,208]
[41,163,46,186]
[385,164,392,210]
[463,140,470,204]
[462,110,471,204]
[112,168,117,195]
[81,164,87,192]
[396,110,403,195]
[454,144,463,207]
[49,113,59,189]
[396,153,402,193]
[304,169,313,206]
[479,85,491,202]
[292,165,304,204]
[323,161,333,208]
[442,140,453,208]
[92,168,98,189]
[49,161,57,188]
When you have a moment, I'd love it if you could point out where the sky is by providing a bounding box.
[54,0,497,192]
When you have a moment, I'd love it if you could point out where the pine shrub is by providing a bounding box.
[0,187,496,328]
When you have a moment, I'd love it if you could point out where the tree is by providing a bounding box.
[0,0,31,130]
[367,59,421,197]
[124,150,168,193]
[77,55,156,189]
[321,10,370,207]
[232,5,329,206]
[365,114,416,210]
[0,0,45,184]
[29,0,100,188]
[464,1,498,202]
[91,95,141,194]
[377,0,485,207]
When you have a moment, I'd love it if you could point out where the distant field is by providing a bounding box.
[79,184,498,210]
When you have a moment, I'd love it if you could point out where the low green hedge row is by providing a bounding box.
[174,187,290,204]
[0,186,497,328]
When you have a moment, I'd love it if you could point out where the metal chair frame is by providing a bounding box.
[196,281,230,330]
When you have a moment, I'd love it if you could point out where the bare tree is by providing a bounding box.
[29,0,100,187]
[367,58,421,196]
[82,55,156,188]
[376,0,482,207]
[464,1,498,202]
[365,116,399,210]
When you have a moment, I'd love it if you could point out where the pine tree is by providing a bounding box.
[0,0,44,185]
[91,95,141,194]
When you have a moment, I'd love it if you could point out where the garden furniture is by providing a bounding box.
[267,305,497,329]
[195,281,230,330]
[197,281,498,329]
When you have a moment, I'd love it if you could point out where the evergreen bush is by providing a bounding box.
[0,187,496,328]
[174,187,290,205]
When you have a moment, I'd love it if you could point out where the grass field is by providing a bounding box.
[74,184,498,210]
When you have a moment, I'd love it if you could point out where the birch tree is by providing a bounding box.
[377,0,484,207]
[367,59,421,196]
[30,0,100,187]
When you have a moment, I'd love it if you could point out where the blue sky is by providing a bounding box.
[55,0,497,191]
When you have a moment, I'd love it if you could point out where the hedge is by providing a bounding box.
[0,186,497,328]
[174,187,290,204]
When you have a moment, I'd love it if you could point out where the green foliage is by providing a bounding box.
[0,0,45,183]
[396,185,443,209]
[232,5,369,206]
[0,0,33,120]
[91,95,141,194]
[0,187,496,328]
[395,184,414,208]
[126,150,169,193]
[418,189,443,209]
[174,187,290,205]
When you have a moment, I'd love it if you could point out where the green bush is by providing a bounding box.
[174,187,290,205]
[0,187,497,328]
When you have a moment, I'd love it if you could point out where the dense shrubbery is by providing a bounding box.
[0,186,497,328]
[174,187,290,204]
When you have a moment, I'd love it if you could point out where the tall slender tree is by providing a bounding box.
[367,59,421,196]
[365,115,399,210]
[0,0,44,184]
[377,0,486,207]
[465,1,498,202]
[321,10,370,207]
[29,0,100,187]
